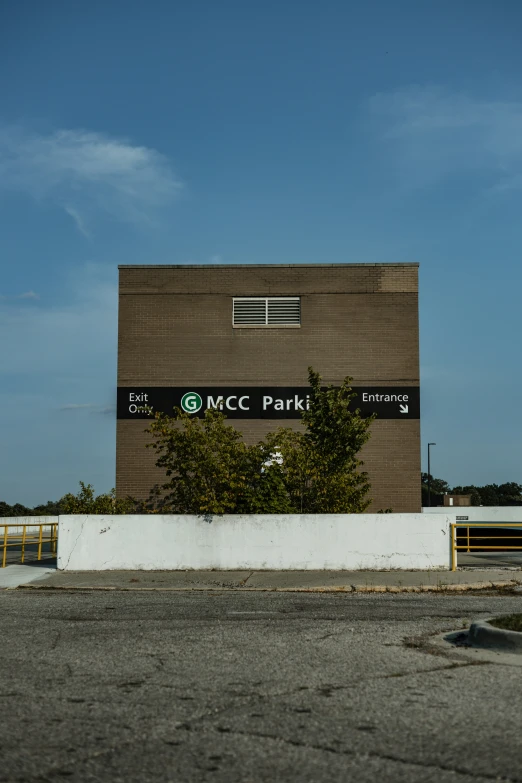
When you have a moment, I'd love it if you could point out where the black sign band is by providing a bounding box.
[117,387,420,420]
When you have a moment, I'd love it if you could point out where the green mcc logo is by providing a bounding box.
[181,392,203,414]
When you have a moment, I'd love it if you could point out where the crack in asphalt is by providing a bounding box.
[0,659,491,711]
[202,726,520,782]
[239,570,254,587]
[50,630,62,651]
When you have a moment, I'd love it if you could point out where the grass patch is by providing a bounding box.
[489,614,522,632]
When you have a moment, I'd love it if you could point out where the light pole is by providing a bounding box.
[427,443,436,507]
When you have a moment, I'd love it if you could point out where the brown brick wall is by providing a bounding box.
[116,264,420,512]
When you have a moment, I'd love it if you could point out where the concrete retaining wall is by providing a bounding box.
[57,513,452,571]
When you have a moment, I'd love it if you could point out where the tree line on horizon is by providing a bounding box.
[421,474,522,507]
[4,476,521,517]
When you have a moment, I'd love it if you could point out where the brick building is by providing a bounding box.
[117,263,421,512]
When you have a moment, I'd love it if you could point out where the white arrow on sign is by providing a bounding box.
[399,404,409,414]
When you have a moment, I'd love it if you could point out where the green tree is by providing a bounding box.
[471,483,522,506]
[0,499,62,517]
[144,368,375,515]
[144,406,293,514]
[238,441,295,514]
[421,473,451,506]
[33,500,62,515]
[496,482,522,505]
[0,501,32,517]
[60,482,135,514]
[266,369,375,513]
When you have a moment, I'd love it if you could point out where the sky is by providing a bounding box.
[1,0,522,505]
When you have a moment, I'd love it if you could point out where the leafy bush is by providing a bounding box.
[60,482,136,514]
[144,367,375,514]
[143,407,293,514]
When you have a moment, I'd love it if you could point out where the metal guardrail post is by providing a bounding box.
[2,526,7,568]
[37,526,43,561]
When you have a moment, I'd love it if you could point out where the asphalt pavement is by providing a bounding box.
[1,589,522,782]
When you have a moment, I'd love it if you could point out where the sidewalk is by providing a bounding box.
[0,563,57,589]
[13,567,522,592]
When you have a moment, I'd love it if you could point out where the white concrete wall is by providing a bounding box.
[57,513,452,571]
[423,507,522,523]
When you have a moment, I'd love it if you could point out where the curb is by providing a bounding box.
[15,579,522,593]
[468,619,522,653]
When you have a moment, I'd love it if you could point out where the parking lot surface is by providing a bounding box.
[1,590,522,782]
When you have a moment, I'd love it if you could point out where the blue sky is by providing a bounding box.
[1,0,522,504]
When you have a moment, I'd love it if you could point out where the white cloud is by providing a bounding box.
[0,125,183,232]
[368,86,522,190]
[60,403,96,411]
[64,205,90,238]
[0,290,40,301]
[60,402,116,415]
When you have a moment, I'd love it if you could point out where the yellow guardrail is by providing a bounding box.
[450,522,522,571]
[1,522,58,568]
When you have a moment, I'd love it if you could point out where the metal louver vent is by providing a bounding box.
[233,298,267,324]
[267,298,300,324]
[233,297,300,327]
